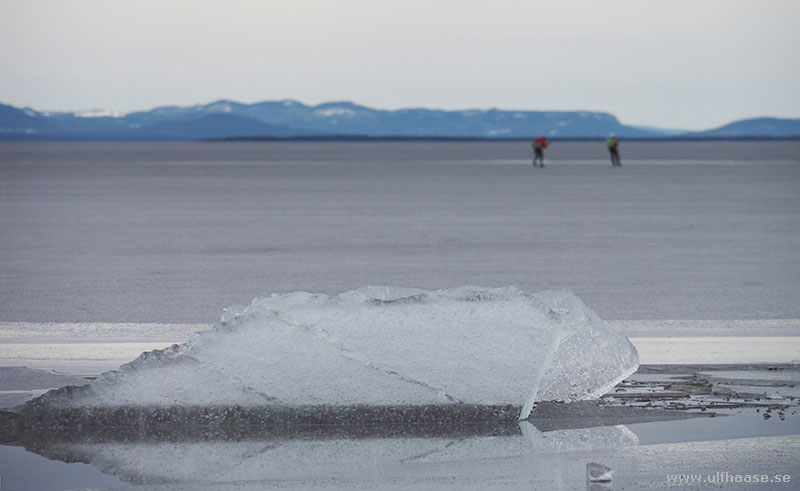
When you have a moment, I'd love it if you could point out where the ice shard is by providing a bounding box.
[23,287,638,421]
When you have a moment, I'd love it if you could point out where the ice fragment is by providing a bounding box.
[25,287,638,422]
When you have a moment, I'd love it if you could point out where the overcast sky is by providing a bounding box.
[1,0,798,130]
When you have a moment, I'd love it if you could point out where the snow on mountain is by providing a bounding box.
[74,109,122,118]
[314,107,358,117]
[2,99,797,140]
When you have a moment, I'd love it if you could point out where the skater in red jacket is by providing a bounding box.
[532,136,548,167]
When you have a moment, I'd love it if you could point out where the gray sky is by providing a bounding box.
[1,0,798,130]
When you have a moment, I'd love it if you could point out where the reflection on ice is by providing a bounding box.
[11,421,638,488]
[586,462,614,491]
[20,287,638,423]
[2,400,723,490]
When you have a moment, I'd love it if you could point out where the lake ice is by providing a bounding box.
[25,287,637,421]
[2,141,799,323]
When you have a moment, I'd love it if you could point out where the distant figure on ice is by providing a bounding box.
[607,133,621,166]
[532,136,548,167]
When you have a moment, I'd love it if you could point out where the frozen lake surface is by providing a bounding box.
[1,139,799,489]
[2,380,799,491]
[1,140,799,324]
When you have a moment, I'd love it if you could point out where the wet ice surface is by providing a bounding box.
[3,335,799,489]
[2,361,800,490]
[2,141,799,488]
[2,141,799,323]
[1,398,798,490]
[0,367,88,409]
[696,369,800,400]
[2,424,640,489]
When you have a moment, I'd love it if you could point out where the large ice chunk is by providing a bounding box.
[29,287,638,420]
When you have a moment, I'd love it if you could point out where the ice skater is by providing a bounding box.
[532,136,548,167]
[607,133,621,166]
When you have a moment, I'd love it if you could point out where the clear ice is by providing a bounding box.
[31,287,638,420]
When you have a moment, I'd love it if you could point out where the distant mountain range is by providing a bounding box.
[689,117,800,138]
[1,100,798,140]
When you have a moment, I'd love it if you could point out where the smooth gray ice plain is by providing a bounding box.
[1,140,799,323]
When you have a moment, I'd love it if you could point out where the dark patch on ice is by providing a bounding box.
[0,400,711,446]
[3,403,522,436]
[370,293,428,305]
[528,401,712,432]
[1,418,523,448]
[607,363,800,411]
